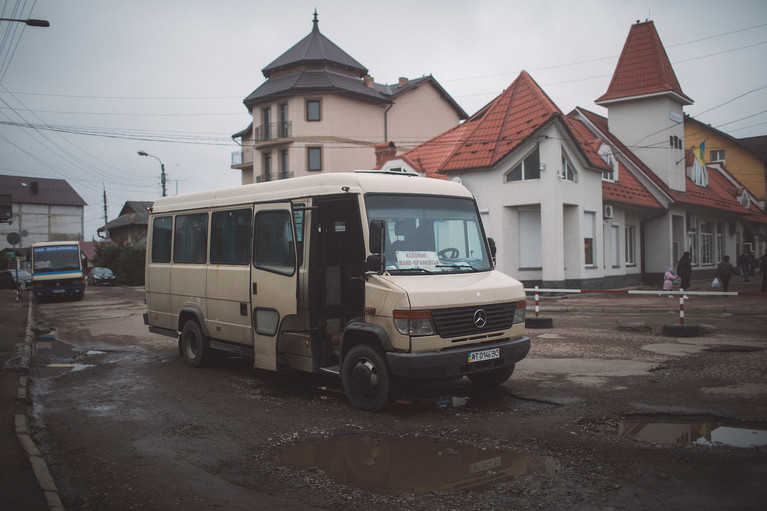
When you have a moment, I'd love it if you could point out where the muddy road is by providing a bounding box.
[29,286,767,510]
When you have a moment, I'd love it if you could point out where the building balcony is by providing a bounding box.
[231,147,253,168]
[254,121,292,145]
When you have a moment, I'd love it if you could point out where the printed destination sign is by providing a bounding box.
[396,251,440,270]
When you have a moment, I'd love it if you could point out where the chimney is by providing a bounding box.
[363,75,375,88]
[375,142,397,168]
[398,77,409,87]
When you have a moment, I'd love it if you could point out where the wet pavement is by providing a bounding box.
[3,281,767,510]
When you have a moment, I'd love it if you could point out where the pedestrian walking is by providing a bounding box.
[716,255,735,295]
[677,251,692,298]
[662,267,678,298]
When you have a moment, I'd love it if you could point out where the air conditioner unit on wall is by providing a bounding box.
[603,205,613,219]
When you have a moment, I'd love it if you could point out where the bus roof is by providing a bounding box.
[149,172,473,214]
[31,241,82,248]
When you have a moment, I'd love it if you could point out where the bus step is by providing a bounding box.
[319,365,340,376]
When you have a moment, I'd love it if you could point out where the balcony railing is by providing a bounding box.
[231,147,253,166]
[254,121,291,142]
[256,171,295,183]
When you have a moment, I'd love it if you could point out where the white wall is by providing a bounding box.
[607,96,686,191]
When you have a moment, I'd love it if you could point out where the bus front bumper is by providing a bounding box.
[385,336,530,380]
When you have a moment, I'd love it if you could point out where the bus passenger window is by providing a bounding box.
[174,213,208,264]
[151,216,173,263]
[253,210,295,275]
[211,209,251,265]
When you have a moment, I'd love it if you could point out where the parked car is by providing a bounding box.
[86,267,116,286]
[0,269,32,290]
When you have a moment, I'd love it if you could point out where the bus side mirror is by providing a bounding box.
[366,220,386,275]
[369,219,386,254]
[487,237,497,265]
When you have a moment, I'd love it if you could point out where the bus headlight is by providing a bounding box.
[393,310,436,336]
[513,302,526,324]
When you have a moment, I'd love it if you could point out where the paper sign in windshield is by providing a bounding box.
[396,251,440,270]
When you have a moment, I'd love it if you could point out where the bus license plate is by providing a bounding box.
[468,348,499,363]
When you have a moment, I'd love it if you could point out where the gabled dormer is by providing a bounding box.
[596,21,693,192]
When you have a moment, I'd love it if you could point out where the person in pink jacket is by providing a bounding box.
[662,267,678,298]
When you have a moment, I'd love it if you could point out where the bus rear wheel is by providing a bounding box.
[180,320,209,368]
[341,344,393,412]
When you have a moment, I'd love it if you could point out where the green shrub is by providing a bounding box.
[93,243,145,286]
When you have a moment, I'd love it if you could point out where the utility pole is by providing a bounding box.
[102,184,109,240]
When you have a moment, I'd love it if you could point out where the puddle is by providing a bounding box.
[34,335,104,374]
[619,419,767,448]
[274,434,555,494]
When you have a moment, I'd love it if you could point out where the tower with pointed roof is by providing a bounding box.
[231,11,466,184]
[596,20,692,192]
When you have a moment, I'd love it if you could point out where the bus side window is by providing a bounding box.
[174,213,208,264]
[210,209,251,265]
[151,216,173,263]
[253,210,295,275]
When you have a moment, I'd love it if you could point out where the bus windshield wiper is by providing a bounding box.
[436,263,476,271]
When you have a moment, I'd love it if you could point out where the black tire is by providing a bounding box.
[341,344,393,412]
[467,365,515,387]
[180,320,209,368]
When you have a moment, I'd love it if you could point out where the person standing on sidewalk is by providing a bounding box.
[677,251,692,298]
[760,250,767,292]
[737,251,751,281]
[716,255,735,294]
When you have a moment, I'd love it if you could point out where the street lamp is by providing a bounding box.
[137,150,167,197]
[0,18,50,27]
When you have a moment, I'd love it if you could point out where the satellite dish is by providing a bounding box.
[21,230,28,237]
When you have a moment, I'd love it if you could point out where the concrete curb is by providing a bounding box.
[528,305,767,314]
[17,294,65,511]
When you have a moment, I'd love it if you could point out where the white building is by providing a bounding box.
[379,21,767,288]
[0,174,86,251]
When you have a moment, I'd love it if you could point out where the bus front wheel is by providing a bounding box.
[180,320,209,368]
[341,344,393,412]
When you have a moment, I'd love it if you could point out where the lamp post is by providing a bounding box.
[0,18,50,27]
[137,150,167,197]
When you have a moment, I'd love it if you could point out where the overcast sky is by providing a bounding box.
[1,0,766,240]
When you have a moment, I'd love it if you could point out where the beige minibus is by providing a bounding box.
[144,171,529,411]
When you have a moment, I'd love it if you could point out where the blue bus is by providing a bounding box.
[31,241,85,300]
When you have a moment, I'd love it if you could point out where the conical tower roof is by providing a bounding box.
[596,20,692,105]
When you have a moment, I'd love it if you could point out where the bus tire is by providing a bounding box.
[467,365,515,387]
[341,343,392,412]
[180,319,209,368]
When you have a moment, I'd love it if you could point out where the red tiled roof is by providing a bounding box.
[575,107,673,204]
[401,71,608,178]
[596,21,692,105]
[671,166,756,214]
[602,159,664,209]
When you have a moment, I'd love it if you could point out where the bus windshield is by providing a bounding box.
[33,245,82,273]
[365,194,492,274]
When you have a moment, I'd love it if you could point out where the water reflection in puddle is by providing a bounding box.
[274,435,555,494]
[620,420,767,448]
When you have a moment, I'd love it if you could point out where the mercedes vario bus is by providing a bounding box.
[31,241,85,300]
[144,171,529,411]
